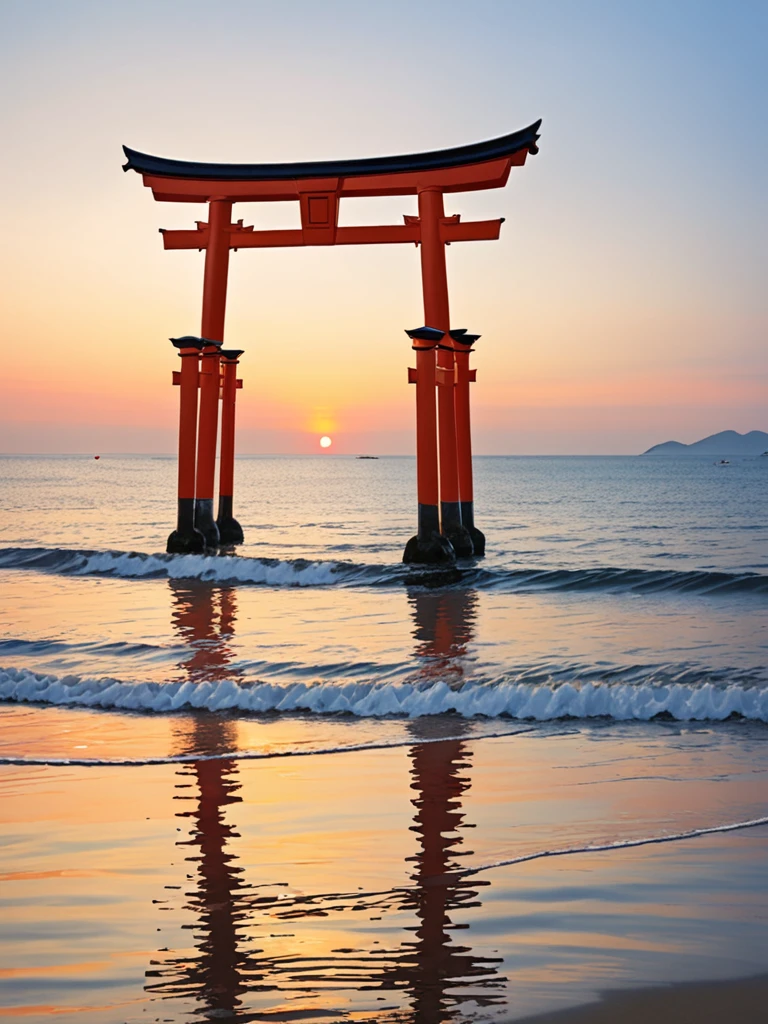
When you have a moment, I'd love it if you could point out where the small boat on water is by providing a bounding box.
[715,459,730,466]
[357,455,378,459]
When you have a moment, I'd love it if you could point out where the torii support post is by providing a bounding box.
[195,338,223,549]
[167,336,206,554]
[403,327,455,565]
[450,330,485,555]
[195,199,233,550]
[217,349,244,546]
[416,189,474,559]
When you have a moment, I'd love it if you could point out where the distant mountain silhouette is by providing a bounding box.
[642,430,768,456]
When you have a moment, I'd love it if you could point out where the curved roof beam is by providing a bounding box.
[123,121,541,182]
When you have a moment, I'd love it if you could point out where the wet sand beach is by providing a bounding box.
[512,974,768,1023]
[2,711,767,1022]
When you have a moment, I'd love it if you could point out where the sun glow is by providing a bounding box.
[319,436,332,449]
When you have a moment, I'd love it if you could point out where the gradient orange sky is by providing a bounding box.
[1,0,765,455]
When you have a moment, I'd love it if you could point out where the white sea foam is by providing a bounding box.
[1,667,766,722]
[71,550,343,586]
[0,546,345,587]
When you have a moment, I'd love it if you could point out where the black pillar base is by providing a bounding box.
[444,525,474,557]
[217,495,244,546]
[194,498,220,550]
[460,500,486,557]
[403,533,456,564]
[467,526,485,556]
[441,500,474,557]
[167,498,206,554]
[403,504,457,564]
[166,528,206,554]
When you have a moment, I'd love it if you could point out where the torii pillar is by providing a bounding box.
[168,335,206,554]
[195,199,233,550]
[415,188,473,558]
[403,326,455,565]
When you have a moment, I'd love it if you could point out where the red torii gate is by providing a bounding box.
[123,121,540,563]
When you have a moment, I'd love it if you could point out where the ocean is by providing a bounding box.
[1,454,767,1023]
[2,454,767,723]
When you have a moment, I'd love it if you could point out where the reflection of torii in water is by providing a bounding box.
[383,588,504,1021]
[146,581,504,1022]
[146,581,258,1017]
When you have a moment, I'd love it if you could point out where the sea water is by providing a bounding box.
[1,454,766,726]
[0,454,767,1022]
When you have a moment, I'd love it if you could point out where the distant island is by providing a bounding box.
[641,430,768,456]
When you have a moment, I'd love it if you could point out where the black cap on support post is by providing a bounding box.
[449,329,481,347]
[405,326,445,348]
[170,335,210,350]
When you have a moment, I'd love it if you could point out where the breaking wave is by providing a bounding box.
[1,666,766,722]
[1,545,767,596]
[0,545,344,587]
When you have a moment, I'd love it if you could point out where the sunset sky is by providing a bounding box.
[1,0,765,455]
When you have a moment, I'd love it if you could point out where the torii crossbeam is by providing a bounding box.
[123,120,541,562]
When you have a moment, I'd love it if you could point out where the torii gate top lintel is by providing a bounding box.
[122,120,541,205]
[122,120,541,249]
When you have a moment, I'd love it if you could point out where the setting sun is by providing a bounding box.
[319,436,332,449]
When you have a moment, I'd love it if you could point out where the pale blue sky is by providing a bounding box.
[1,0,765,453]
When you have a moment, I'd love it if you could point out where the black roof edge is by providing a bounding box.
[122,121,541,182]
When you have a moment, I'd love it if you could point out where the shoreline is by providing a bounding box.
[511,973,768,1023]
